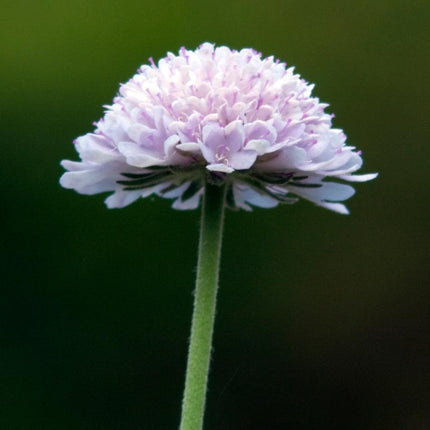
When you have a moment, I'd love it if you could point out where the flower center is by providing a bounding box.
[215,145,230,165]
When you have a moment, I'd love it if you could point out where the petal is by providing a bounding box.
[172,189,203,210]
[206,163,235,173]
[284,121,306,140]
[59,169,116,194]
[338,173,378,182]
[299,150,354,172]
[233,185,279,210]
[287,180,355,214]
[244,120,277,143]
[202,123,225,150]
[225,120,245,151]
[75,134,120,163]
[60,159,88,171]
[289,181,355,202]
[163,134,180,156]
[229,150,258,170]
[200,144,217,164]
[306,136,330,159]
[317,202,349,215]
[127,124,154,144]
[158,181,190,198]
[117,142,165,168]
[105,190,143,208]
[245,139,271,155]
[201,123,223,163]
[176,142,201,153]
[257,146,307,170]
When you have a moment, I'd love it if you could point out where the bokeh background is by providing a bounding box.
[2,1,429,429]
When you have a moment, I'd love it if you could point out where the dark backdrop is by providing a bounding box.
[2,1,429,429]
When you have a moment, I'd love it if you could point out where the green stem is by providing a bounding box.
[179,182,227,430]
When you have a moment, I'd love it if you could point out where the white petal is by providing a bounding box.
[245,139,271,155]
[105,190,143,208]
[75,134,120,163]
[230,150,258,170]
[241,189,279,208]
[202,123,224,148]
[299,151,353,172]
[118,142,165,168]
[317,202,349,215]
[172,189,203,210]
[257,146,307,170]
[338,173,378,182]
[59,170,116,194]
[244,120,277,143]
[159,181,190,198]
[176,142,201,153]
[164,135,180,155]
[200,143,217,164]
[60,159,88,171]
[233,185,279,210]
[127,124,153,144]
[206,163,235,173]
[225,120,245,152]
[289,181,355,202]
[323,164,362,177]
[287,181,354,214]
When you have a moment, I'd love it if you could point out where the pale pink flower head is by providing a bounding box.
[60,43,377,213]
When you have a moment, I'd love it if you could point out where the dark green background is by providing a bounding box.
[2,1,429,429]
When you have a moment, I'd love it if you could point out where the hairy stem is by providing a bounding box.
[179,182,226,430]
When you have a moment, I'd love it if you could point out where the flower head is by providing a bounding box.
[60,43,377,213]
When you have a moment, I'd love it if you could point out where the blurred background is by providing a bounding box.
[2,0,429,429]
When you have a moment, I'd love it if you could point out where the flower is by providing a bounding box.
[60,43,377,213]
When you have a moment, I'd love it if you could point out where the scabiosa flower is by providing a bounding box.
[60,43,377,214]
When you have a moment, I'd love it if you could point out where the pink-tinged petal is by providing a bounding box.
[245,139,271,155]
[117,142,165,167]
[60,159,88,171]
[229,150,258,170]
[225,120,245,151]
[254,105,274,121]
[298,150,354,172]
[176,142,201,153]
[152,106,169,135]
[244,121,277,144]
[318,153,363,176]
[265,140,297,153]
[306,136,329,159]
[74,135,119,163]
[324,167,360,177]
[59,168,117,194]
[127,124,154,144]
[200,142,217,164]
[284,121,306,140]
[257,146,307,171]
[202,123,225,150]
[163,135,180,156]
